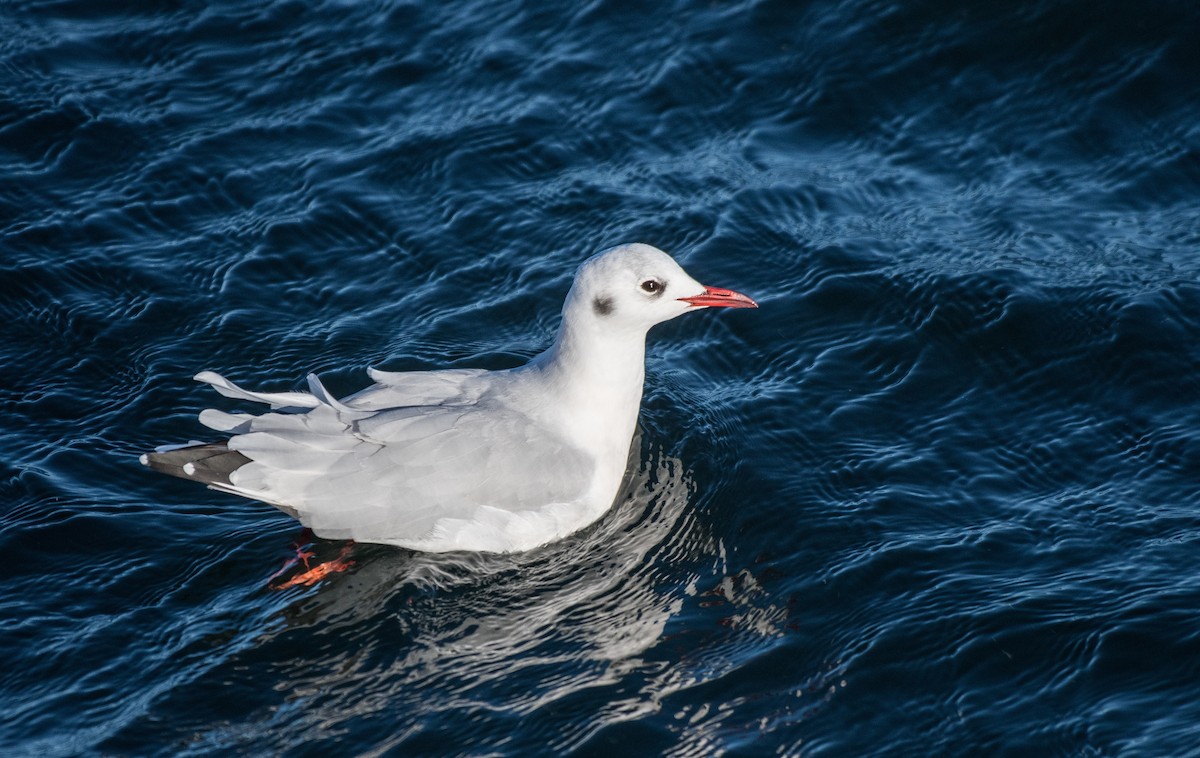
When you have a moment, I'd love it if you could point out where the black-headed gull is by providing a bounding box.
[143,243,756,553]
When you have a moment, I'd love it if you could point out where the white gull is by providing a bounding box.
[142,243,757,553]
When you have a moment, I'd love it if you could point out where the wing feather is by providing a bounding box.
[181,371,595,550]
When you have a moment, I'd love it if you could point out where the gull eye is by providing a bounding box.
[641,279,663,294]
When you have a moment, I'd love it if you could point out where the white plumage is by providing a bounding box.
[143,243,756,553]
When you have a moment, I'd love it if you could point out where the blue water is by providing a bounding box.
[3,0,1200,754]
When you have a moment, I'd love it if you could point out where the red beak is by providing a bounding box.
[678,285,758,309]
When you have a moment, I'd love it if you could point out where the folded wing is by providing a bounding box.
[180,371,593,552]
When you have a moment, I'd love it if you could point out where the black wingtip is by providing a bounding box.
[142,443,251,487]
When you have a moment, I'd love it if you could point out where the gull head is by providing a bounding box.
[564,243,757,335]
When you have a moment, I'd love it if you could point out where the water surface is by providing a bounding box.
[3,0,1200,754]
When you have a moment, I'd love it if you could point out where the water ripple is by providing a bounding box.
[4,0,1200,754]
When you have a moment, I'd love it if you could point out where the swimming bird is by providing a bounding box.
[143,243,756,553]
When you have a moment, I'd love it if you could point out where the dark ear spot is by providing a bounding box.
[592,295,615,317]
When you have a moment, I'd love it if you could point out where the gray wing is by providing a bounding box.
[186,372,593,549]
[342,367,489,410]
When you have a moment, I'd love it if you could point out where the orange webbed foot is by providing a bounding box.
[268,539,356,590]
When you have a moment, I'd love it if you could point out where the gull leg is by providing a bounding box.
[268,540,356,590]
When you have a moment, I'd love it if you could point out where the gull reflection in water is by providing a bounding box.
[237,439,727,747]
